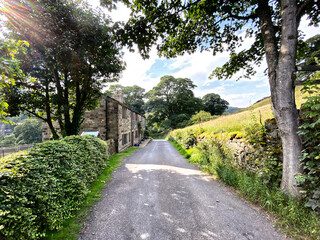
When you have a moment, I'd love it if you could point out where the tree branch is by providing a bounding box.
[296,65,320,71]
[22,108,47,121]
[296,0,315,23]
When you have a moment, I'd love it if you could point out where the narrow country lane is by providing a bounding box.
[79,140,286,240]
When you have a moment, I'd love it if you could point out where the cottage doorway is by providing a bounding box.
[131,131,134,146]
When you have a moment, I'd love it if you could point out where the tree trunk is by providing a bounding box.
[44,79,60,140]
[52,66,65,136]
[259,0,302,196]
[275,0,302,196]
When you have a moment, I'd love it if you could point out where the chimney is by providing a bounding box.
[114,91,123,103]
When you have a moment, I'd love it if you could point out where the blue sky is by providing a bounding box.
[88,1,320,108]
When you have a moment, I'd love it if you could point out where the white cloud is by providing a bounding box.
[225,93,259,108]
[110,46,161,91]
[169,51,230,86]
[193,85,262,108]
[299,16,320,40]
[109,2,131,22]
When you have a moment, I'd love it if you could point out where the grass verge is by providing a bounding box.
[169,139,190,159]
[45,147,139,240]
[169,139,320,240]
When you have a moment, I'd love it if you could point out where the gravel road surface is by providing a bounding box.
[79,140,286,240]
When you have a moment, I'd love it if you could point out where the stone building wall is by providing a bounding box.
[42,95,146,154]
[106,97,119,150]
[106,139,116,157]
[80,98,107,139]
[42,121,61,142]
[117,104,133,152]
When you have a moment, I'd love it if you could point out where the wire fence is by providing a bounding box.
[0,144,35,158]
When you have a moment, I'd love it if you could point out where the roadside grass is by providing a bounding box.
[216,164,320,240]
[45,147,139,240]
[169,139,190,159]
[169,139,320,240]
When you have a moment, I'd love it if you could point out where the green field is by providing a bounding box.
[175,85,308,137]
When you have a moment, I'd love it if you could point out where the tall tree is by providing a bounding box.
[117,0,320,196]
[146,75,202,129]
[202,93,229,115]
[1,0,125,138]
[13,119,42,145]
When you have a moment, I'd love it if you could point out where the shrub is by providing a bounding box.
[296,78,320,212]
[0,134,16,147]
[190,111,212,126]
[0,135,109,240]
[245,119,283,187]
[180,130,196,149]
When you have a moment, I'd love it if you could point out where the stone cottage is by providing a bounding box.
[42,95,146,153]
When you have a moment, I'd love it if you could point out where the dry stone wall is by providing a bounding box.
[226,119,282,173]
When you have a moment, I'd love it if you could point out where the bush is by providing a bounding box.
[0,134,16,147]
[180,130,196,149]
[0,135,109,240]
[297,78,320,212]
[245,119,283,187]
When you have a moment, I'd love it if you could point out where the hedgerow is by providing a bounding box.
[0,135,109,240]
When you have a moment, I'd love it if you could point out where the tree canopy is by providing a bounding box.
[0,39,28,122]
[1,0,125,138]
[202,93,229,116]
[13,119,42,145]
[297,34,320,82]
[190,111,212,127]
[146,75,203,129]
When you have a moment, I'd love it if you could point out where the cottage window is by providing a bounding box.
[122,107,127,119]
[122,133,128,145]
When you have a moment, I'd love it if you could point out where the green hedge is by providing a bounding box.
[0,135,109,240]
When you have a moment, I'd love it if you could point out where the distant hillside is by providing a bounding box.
[224,106,242,114]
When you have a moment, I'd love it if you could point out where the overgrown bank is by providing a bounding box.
[0,135,138,240]
[168,137,319,239]
[167,85,320,239]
